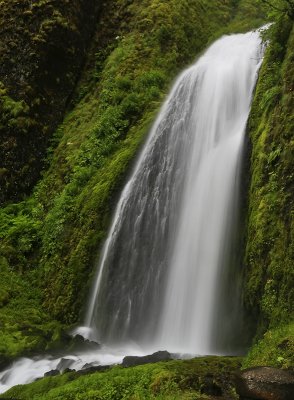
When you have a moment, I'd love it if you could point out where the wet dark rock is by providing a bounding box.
[200,374,223,397]
[0,355,11,371]
[235,366,294,400]
[68,334,100,352]
[78,364,111,375]
[0,0,102,204]
[51,332,100,354]
[44,369,60,377]
[122,351,172,368]
[82,362,98,369]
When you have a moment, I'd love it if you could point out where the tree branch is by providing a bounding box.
[260,0,294,19]
[260,0,286,13]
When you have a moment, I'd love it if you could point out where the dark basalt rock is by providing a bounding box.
[44,369,60,377]
[0,0,102,205]
[78,364,111,375]
[200,373,223,397]
[0,356,11,372]
[122,351,172,368]
[50,332,100,354]
[68,334,101,352]
[235,366,294,400]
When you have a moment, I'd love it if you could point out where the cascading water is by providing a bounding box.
[0,29,265,393]
[79,29,265,353]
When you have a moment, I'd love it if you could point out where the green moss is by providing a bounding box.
[243,322,294,369]
[0,82,31,131]
[241,13,294,368]
[0,0,101,204]
[212,0,267,35]
[0,257,63,358]
[244,18,294,332]
[0,356,242,400]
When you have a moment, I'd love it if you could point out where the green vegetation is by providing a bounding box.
[0,0,292,384]
[216,0,267,33]
[0,261,63,361]
[243,12,294,366]
[243,322,294,369]
[0,356,242,400]
[244,17,293,328]
[0,0,100,204]
[257,0,294,20]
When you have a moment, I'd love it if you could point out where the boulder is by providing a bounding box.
[0,355,11,371]
[78,364,111,375]
[44,369,60,377]
[122,351,172,368]
[67,334,100,352]
[235,366,294,400]
[200,373,223,397]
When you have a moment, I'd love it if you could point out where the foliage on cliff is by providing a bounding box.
[243,322,294,369]
[243,14,294,367]
[0,0,101,204]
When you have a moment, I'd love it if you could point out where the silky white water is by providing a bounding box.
[0,29,265,393]
[0,345,145,393]
[81,29,264,352]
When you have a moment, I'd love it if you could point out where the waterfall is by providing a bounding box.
[0,28,266,394]
[81,29,265,354]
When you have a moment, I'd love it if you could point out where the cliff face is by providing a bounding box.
[0,0,101,204]
[243,16,294,368]
[245,18,293,328]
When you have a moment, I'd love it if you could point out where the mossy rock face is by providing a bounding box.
[244,18,294,331]
[241,14,294,368]
[243,322,294,369]
[0,0,102,205]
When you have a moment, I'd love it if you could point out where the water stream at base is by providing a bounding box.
[0,28,265,393]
